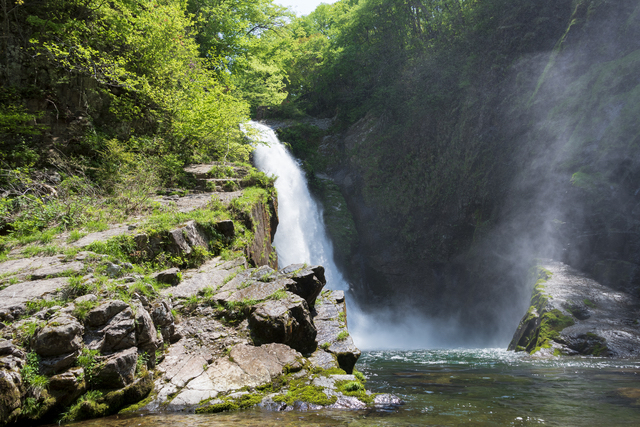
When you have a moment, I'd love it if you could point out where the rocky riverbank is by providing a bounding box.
[509,261,640,357]
[0,164,397,426]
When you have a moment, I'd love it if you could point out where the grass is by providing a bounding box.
[337,331,349,341]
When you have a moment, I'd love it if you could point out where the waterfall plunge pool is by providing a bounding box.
[62,349,640,426]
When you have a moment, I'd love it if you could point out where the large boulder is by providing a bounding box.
[280,264,326,309]
[85,300,129,327]
[249,293,317,354]
[94,347,138,388]
[32,314,84,358]
[509,262,640,357]
[84,302,137,353]
[134,304,162,364]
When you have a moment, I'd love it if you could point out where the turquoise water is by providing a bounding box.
[65,349,640,426]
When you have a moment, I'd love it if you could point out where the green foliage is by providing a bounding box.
[268,289,287,300]
[72,299,99,322]
[76,348,101,386]
[336,330,349,341]
[14,320,43,346]
[21,352,49,398]
[353,369,366,383]
[136,352,150,377]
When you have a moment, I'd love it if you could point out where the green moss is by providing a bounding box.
[196,401,239,414]
[531,309,575,354]
[583,298,596,308]
[313,367,347,376]
[273,384,337,406]
[118,392,155,414]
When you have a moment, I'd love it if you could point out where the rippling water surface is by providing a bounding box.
[65,349,640,427]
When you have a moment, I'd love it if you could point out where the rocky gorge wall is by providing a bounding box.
[277,0,640,344]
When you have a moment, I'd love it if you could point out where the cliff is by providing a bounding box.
[274,0,640,343]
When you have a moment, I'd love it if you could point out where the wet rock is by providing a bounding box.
[94,347,138,388]
[509,261,640,357]
[152,268,181,286]
[249,293,317,354]
[373,394,405,408]
[32,314,84,357]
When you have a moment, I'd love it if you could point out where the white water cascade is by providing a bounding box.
[250,122,348,287]
[249,121,464,350]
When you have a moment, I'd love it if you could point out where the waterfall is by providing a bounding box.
[250,122,347,291]
[249,121,465,350]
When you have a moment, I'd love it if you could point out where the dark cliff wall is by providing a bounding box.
[312,0,640,343]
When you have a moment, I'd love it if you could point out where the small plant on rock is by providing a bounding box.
[21,351,49,398]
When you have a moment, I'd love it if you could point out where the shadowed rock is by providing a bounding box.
[94,347,138,388]
[249,293,317,354]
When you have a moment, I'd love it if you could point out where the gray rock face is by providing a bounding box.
[39,350,80,375]
[150,300,177,343]
[134,304,162,362]
[70,226,130,248]
[99,308,136,352]
[134,220,211,263]
[0,256,83,281]
[94,347,138,388]
[0,277,68,310]
[249,293,317,354]
[509,261,640,357]
[32,314,84,357]
[313,290,360,373]
[85,300,129,327]
[163,257,243,299]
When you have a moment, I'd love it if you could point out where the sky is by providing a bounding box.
[276,0,337,16]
